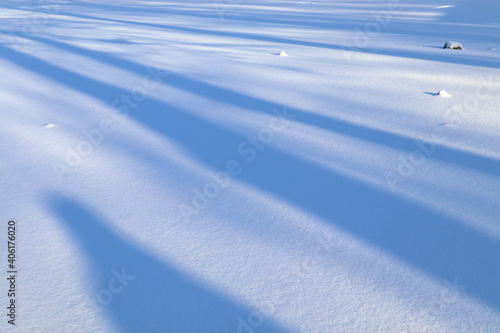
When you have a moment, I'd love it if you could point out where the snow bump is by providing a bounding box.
[443,41,463,50]
[437,90,451,97]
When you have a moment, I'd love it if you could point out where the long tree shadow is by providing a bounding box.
[49,196,287,333]
[1,2,384,33]
[443,0,500,24]
[3,43,499,309]
[14,7,499,69]
[130,97,500,309]
[13,1,500,44]
[0,38,498,179]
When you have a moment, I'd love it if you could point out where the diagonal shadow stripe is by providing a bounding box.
[49,196,288,332]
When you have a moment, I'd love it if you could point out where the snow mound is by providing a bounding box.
[437,90,451,97]
[278,50,288,56]
[444,41,463,50]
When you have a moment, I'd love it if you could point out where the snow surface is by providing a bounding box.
[1,0,499,332]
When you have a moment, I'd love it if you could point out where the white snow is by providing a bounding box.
[1,0,500,332]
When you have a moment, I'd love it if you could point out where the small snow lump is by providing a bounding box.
[443,41,463,50]
[437,90,451,97]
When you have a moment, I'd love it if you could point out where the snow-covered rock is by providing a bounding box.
[443,41,463,49]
